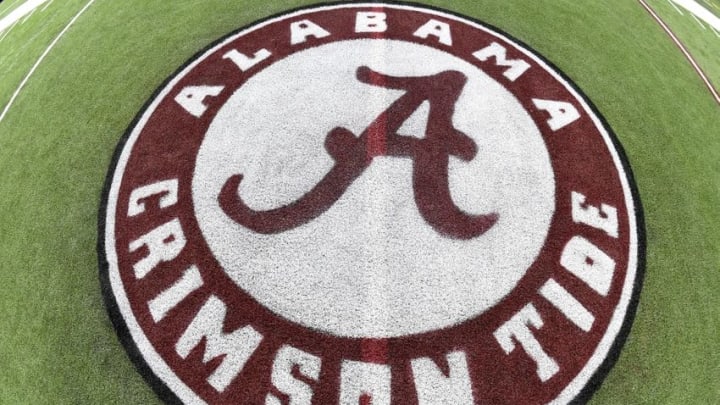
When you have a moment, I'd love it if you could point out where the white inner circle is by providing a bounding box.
[192,39,555,338]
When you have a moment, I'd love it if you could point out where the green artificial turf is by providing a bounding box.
[697,0,720,14]
[0,0,93,110]
[0,0,25,18]
[647,0,720,95]
[0,1,718,403]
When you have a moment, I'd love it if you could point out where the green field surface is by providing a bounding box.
[0,1,718,404]
[0,0,25,17]
[697,0,720,14]
[0,0,92,111]
[647,0,720,96]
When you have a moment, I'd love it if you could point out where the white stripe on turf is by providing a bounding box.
[0,0,24,20]
[40,0,54,13]
[0,20,18,43]
[667,0,685,15]
[639,0,720,106]
[672,0,720,31]
[0,0,96,124]
[0,0,48,33]
[20,7,36,24]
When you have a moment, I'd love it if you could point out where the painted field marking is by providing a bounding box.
[40,0,54,13]
[639,0,720,106]
[671,0,720,36]
[0,20,18,43]
[671,0,720,30]
[668,0,686,14]
[20,8,36,24]
[0,0,97,124]
[0,0,24,20]
[0,0,48,33]
[690,12,708,28]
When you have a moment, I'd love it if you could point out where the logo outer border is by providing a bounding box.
[97,2,646,404]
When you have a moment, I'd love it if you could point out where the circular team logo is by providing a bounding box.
[99,3,644,404]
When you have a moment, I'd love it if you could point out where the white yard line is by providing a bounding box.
[20,7,36,24]
[0,19,18,43]
[0,0,24,20]
[638,0,720,106]
[690,12,708,28]
[0,0,48,33]
[668,0,685,14]
[0,0,97,124]
[671,0,720,30]
[40,0,54,13]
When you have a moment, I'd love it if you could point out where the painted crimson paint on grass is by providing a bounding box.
[100,3,644,404]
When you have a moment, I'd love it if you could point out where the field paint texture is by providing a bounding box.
[0,1,716,403]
